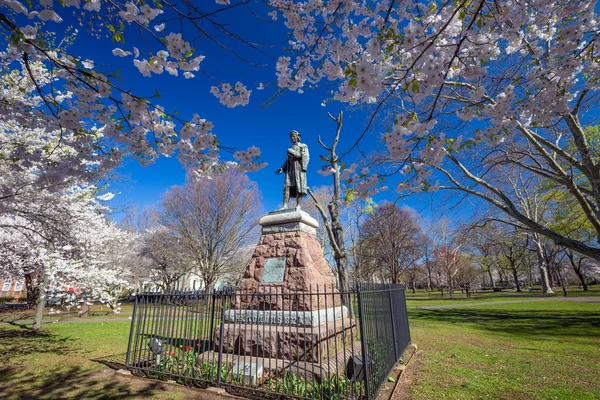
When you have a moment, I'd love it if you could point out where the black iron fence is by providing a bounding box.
[125,284,410,399]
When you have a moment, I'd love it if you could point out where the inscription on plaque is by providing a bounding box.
[261,257,286,283]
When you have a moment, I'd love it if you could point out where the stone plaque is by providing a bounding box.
[261,257,286,283]
[232,362,264,385]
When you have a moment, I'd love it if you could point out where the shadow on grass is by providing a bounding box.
[0,328,77,357]
[409,307,600,339]
[93,352,128,370]
[0,365,170,399]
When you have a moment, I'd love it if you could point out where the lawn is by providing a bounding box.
[0,321,214,399]
[1,295,599,399]
[409,300,600,399]
[405,285,600,308]
[0,303,135,323]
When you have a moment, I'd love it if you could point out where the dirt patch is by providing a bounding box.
[376,345,421,400]
[392,351,423,400]
[97,369,236,400]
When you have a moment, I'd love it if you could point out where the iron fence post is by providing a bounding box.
[125,291,138,366]
[387,284,399,361]
[209,292,216,345]
[216,293,227,388]
[402,288,411,343]
[356,285,371,400]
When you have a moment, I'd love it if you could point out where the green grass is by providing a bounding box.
[2,294,599,399]
[0,303,135,323]
[405,285,600,307]
[409,300,600,399]
[0,321,200,399]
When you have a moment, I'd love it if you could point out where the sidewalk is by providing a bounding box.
[409,296,600,310]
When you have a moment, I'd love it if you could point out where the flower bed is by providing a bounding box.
[140,346,365,400]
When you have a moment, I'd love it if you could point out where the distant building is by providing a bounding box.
[0,279,26,299]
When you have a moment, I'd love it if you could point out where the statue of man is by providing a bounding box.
[276,130,309,209]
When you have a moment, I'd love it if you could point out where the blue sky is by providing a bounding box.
[32,3,457,222]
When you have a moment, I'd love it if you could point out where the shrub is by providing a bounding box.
[0,296,15,303]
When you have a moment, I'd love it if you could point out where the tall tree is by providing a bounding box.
[159,171,262,292]
[308,112,351,294]
[358,203,425,284]
[273,0,600,263]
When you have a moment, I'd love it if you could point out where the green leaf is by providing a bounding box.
[388,376,396,382]
[411,80,420,93]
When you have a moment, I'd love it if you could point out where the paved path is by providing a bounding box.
[1,297,598,325]
[409,296,600,310]
[0,313,211,325]
[0,316,133,325]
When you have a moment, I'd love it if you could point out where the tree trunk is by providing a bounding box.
[539,262,554,294]
[528,262,534,288]
[534,237,554,294]
[567,251,589,291]
[204,278,216,294]
[487,267,495,288]
[511,264,521,292]
[556,266,568,297]
[427,271,433,291]
[24,271,40,309]
[574,268,589,291]
[329,201,349,292]
[32,272,47,331]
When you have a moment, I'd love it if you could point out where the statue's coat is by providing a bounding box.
[280,142,309,197]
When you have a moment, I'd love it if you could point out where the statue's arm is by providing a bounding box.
[301,145,309,172]
[287,146,302,158]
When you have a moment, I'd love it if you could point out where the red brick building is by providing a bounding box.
[0,279,26,299]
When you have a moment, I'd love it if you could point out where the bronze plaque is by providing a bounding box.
[261,257,286,283]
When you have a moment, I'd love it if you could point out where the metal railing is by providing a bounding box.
[125,284,410,399]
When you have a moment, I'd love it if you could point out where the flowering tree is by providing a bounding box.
[1,0,271,329]
[270,1,600,262]
[0,183,137,327]
[1,0,266,180]
[4,0,600,295]
[72,218,139,313]
[433,246,473,298]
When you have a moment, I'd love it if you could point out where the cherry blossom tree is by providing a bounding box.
[4,1,600,304]
[1,0,267,182]
[270,0,600,262]
[0,182,137,328]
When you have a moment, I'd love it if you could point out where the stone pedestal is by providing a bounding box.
[205,208,354,379]
[236,208,340,310]
[216,318,355,362]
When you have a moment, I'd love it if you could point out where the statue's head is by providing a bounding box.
[290,130,301,143]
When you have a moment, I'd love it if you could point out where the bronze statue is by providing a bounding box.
[276,130,309,209]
